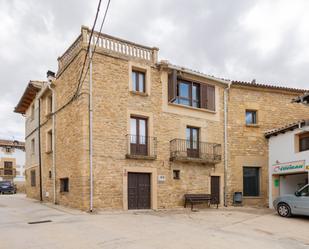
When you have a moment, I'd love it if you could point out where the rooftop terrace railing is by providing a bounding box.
[58,26,158,72]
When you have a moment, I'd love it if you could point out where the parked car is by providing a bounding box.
[0,181,16,194]
[273,184,309,217]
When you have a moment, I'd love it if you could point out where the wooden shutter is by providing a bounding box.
[168,69,177,102]
[200,84,215,111]
[200,84,208,109]
[206,85,215,111]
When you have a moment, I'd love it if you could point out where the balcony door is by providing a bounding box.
[130,116,148,156]
[186,127,199,158]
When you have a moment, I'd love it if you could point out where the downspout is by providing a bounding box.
[89,47,93,212]
[47,82,56,204]
[38,98,43,202]
[224,82,231,207]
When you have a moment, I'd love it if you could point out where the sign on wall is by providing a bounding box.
[272,160,306,175]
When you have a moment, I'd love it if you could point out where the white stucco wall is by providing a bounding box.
[0,147,25,182]
[268,126,309,208]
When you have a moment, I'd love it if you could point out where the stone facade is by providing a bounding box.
[16,26,309,210]
[227,84,309,206]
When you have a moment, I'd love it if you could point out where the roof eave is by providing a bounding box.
[14,82,42,114]
[158,62,231,86]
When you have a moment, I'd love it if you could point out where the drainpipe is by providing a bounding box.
[224,82,231,207]
[38,98,43,202]
[47,80,56,204]
[89,47,93,212]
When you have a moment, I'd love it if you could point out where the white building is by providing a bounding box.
[266,120,309,208]
[0,139,25,183]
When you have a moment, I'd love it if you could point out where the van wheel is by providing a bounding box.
[277,203,291,217]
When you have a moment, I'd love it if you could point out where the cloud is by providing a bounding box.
[0,0,308,140]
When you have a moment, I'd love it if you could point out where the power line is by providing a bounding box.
[77,0,111,96]
[52,0,111,116]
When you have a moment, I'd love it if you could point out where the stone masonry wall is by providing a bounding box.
[227,85,309,206]
[88,51,226,210]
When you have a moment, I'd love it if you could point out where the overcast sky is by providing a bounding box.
[0,0,309,141]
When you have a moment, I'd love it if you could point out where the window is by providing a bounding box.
[31,138,35,154]
[173,170,180,180]
[30,104,35,120]
[60,178,69,192]
[168,70,215,111]
[31,170,36,187]
[246,110,257,125]
[5,147,12,153]
[299,132,309,152]
[130,116,148,155]
[49,170,52,179]
[173,81,200,108]
[132,70,145,93]
[46,130,53,152]
[46,95,53,114]
[186,126,199,158]
[243,167,260,196]
[4,161,13,176]
[4,161,13,169]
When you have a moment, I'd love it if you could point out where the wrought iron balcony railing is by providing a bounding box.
[170,139,222,164]
[0,168,16,177]
[125,135,157,160]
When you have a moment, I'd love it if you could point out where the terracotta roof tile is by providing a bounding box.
[265,120,309,138]
[232,80,308,93]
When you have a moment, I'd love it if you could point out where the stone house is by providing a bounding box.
[227,82,309,206]
[15,26,309,210]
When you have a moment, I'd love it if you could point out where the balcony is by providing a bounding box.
[170,139,222,164]
[0,168,16,177]
[125,135,157,160]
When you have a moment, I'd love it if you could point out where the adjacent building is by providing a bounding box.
[0,139,25,190]
[266,120,309,208]
[227,82,308,206]
[15,26,309,210]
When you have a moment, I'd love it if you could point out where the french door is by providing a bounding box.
[186,126,199,158]
[130,116,148,155]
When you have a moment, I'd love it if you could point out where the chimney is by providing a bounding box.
[47,70,56,82]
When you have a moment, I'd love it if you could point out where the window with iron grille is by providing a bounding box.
[243,167,260,196]
[60,178,69,192]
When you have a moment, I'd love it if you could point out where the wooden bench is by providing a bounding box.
[184,194,219,210]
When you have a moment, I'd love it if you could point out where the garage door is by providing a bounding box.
[128,173,151,209]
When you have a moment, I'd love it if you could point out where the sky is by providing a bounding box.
[0,0,309,141]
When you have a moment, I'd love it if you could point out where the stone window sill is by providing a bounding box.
[246,124,260,128]
[168,102,216,114]
[125,154,156,160]
[130,91,148,97]
[243,196,263,199]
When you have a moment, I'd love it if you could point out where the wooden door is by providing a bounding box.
[128,173,151,209]
[211,176,220,204]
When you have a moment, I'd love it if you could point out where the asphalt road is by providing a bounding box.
[1,194,309,249]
